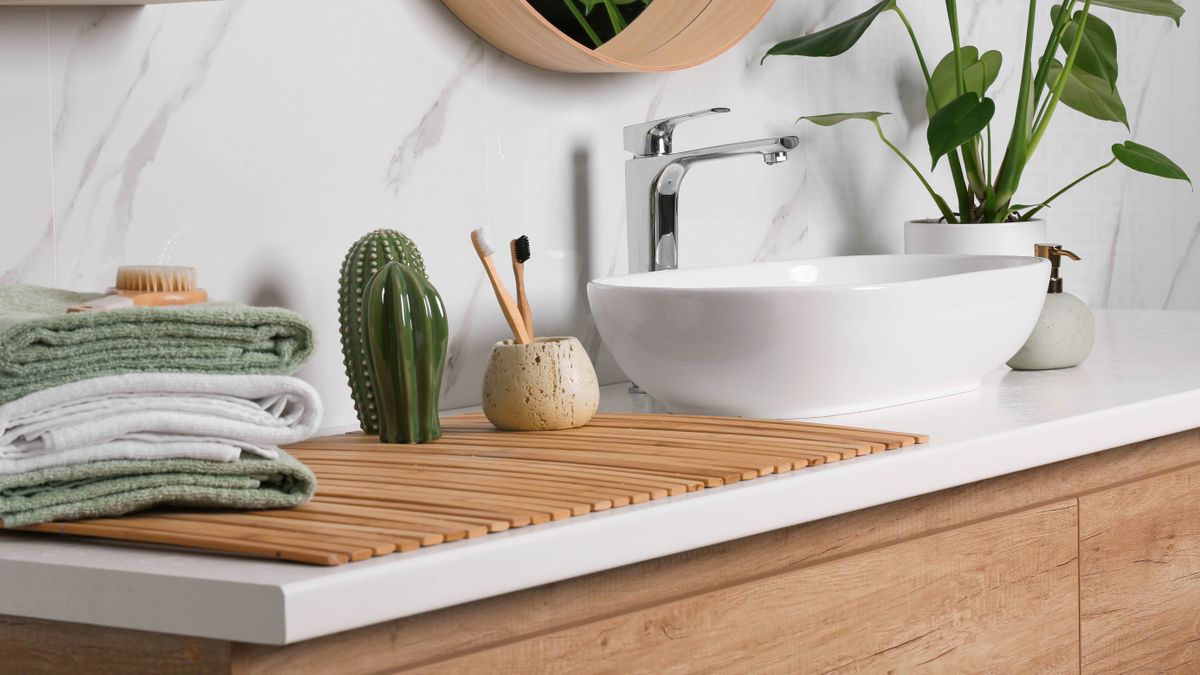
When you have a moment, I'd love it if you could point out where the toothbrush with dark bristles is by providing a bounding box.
[471,227,532,345]
[510,235,534,339]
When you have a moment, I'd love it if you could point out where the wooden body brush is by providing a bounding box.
[471,228,532,345]
[68,266,209,313]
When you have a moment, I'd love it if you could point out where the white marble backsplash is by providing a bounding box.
[1,0,1197,429]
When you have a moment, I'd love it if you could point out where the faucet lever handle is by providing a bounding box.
[623,107,731,157]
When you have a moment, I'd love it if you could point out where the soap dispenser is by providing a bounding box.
[1007,244,1095,370]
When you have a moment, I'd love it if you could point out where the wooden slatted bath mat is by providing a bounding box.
[17,413,928,566]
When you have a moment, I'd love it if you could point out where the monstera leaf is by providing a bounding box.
[925,47,1003,115]
[763,0,895,61]
[1113,141,1192,185]
[1054,5,1119,91]
[799,111,891,126]
[928,93,995,170]
[1047,59,1128,127]
[1093,0,1184,25]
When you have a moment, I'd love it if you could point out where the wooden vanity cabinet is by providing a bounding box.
[1079,464,1200,673]
[423,501,1080,673]
[2,429,1199,674]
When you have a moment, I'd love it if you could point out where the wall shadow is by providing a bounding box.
[570,143,605,363]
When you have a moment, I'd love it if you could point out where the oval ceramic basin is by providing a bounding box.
[588,255,1049,418]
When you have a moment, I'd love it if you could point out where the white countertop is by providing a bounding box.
[1,309,1198,645]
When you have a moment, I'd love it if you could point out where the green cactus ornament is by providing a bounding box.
[339,230,429,433]
[362,261,448,444]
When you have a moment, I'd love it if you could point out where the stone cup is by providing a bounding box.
[482,337,599,431]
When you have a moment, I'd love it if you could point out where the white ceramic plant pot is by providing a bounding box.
[904,218,1046,256]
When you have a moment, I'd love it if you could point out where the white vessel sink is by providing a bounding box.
[588,255,1049,418]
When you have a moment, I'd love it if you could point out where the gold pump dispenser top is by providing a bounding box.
[1034,243,1081,293]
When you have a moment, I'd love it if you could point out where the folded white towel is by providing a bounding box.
[0,373,323,474]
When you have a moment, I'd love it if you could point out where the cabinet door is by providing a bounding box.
[422,501,1080,674]
[1080,464,1200,673]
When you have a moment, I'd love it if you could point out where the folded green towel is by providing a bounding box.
[0,451,316,527]
[0,286,314,404]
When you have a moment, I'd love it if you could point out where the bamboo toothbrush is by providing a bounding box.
[471,228,532,345]
[510,235,534,339]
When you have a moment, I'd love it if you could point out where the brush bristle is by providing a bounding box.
[114,265,198,292]
[513,235,531,264]
[471,228,495,256]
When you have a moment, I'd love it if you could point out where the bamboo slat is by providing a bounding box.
[12,413,927,566]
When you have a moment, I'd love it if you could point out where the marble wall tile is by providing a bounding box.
[0,9,55,286]
[45,0,491,427]
[0,0,1192,429]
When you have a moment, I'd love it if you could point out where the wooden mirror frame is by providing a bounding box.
[440,0,777,73]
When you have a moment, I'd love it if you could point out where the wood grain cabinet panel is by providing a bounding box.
[423,501,1080,674]
[1080,465,1200,673]
[0,615,232,674]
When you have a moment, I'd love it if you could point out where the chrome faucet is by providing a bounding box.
[623,107,799,274]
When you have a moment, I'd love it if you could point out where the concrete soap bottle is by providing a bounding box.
[1007,244,1094,370]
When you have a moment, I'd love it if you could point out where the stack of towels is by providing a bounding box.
[0,286,321,528]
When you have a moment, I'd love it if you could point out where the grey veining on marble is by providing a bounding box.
[0,0,1195,429]
[385,40,484,194]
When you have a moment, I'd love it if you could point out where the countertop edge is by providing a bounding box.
[0,557,288,645]
[274,387,1200,645]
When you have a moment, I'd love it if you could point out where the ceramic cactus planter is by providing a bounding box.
[362,261,448,444]
[339,229,429,434]
[482,337,599,431]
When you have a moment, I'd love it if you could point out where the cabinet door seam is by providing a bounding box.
[1077,495,1083,674]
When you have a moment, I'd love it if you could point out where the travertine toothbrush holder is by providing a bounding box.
[482,336,599,431]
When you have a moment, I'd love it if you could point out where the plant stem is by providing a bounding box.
[1028,0,1094,160]
[1021,158,1116,220]
[562,0,603,47]
[1033,0,1078,109]
[946,0,967,96]
[894,5,935,94]
[895,3,970,218]
[1033,94,1052,132]
[986,123,993,183]
[944,0,988,215]
[989,0,1040,222]
[601,0,627,34]
[872,119,957,223]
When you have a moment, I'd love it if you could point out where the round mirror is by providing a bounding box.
[440,0,777,73]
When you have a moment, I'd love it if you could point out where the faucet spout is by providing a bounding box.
[669,135,799,164]
[624,127,799,274]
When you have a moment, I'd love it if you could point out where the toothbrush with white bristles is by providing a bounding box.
[471,227,533,345]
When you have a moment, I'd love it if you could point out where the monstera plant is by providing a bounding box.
[529,0,652,48]
[764,0,1191,225]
